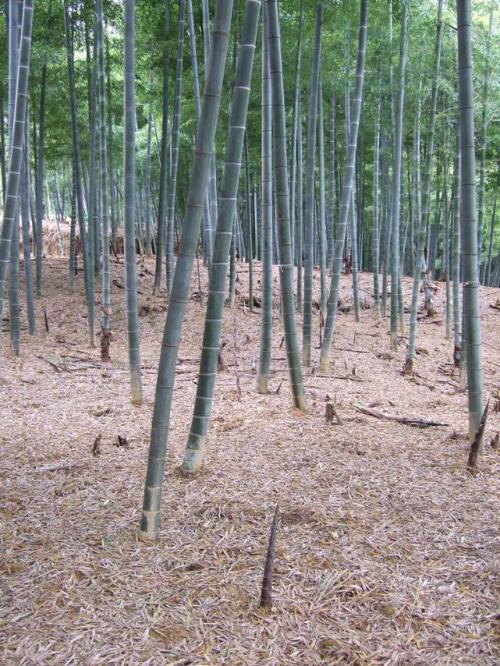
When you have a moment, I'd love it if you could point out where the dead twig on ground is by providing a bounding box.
[352,402,449,428]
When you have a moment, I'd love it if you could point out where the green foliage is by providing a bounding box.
[0,0,497,251]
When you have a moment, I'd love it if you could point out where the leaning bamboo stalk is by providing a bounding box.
[0,0,34,332]
[266,0,306,408]
[256,7,273,394]
[140,0,234,539]
[180,0,260,475]
[319,0,368,373]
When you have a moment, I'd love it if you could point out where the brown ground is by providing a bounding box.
[0,257,499,665]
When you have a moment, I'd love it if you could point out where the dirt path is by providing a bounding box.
[1,258,498,664]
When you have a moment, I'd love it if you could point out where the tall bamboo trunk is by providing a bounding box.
[96,0,111,360]
[318,83,327,324]
[166,0,186,294]
[319,0,368,373]
[404,0,442,374]
[302,3,322,367]
[456,0,484,442]
[372,91,381,318]
[390,0,408,350]
[476,5,493,275]
[154,0,170,292]
[140,0,234,540]
[266,0,306,408]
[35,60,47,297]
[64,2,93,343]
[123,0,143,404]
[180,0,260,475]
[0,0,33,338]
[256,6,273,394]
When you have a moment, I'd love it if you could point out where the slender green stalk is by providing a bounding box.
[372,91,381,318]
[296,93,303,311]
[64,2,92,342]
[0,90,5,204]
[180,0,260,474]
[390,0,408,351]
[105,28,116,254]
[7,0,20,354]
[404,0,442,373]
[97,0,111,360]
[318,84,327,323]
[140,0,234,539]
[257,6,273,393]
[87,28,97,349]
[154,0,170,291]
[34,59,47,297]
[327,94,336,272]
[443,123,451,340]
[69,155,77,287]
[124,0,143,404]
[485,190,496,286]
[452,144,461,365]
[456,0,483,442]
[187,0,213,260]
[302,3,322,367]
[21,124,35,335]
[350,187,360,323]
[166,0,186,294]
[244,134,253,311]
[0,0,33,334]
[266,0,306,407]
[145,99,153,253]
[477,4,493,272]
[289,2,303,279]
[319,0,368,373]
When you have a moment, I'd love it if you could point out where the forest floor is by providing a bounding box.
[0,256,499,665]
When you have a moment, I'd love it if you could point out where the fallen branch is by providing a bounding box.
[352,402,449,428]
[33,461,88,474]
[36,355,64,372]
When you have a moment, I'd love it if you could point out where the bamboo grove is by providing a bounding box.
[0,0,498,537]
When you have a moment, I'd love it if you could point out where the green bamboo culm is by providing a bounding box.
[476,4,493,275]
[451,143,462,365]
[404,0,442,374]
[154,0,170,292]
[7,0,21,355]
[318,83,327,324]
[86,32,97,350]
[96,0,111,360]
[21,138,36,335]
[389,0,408,351]
[35,58,47,298]
[289,1,303,282]
[64,1,93,343]
[319,0,368,374]
[166,0,186,295]
[180,0,261,475]
[123,0,143,405]
[456,0,484,443]
[327,94,336,272]
[0,0,34,331]
[302,3,322,367]
[266,0,306,408]
[256,6,273,395]
[140,0,234,540]
[372,90,381,318]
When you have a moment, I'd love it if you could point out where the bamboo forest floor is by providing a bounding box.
[1,256,499,665]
